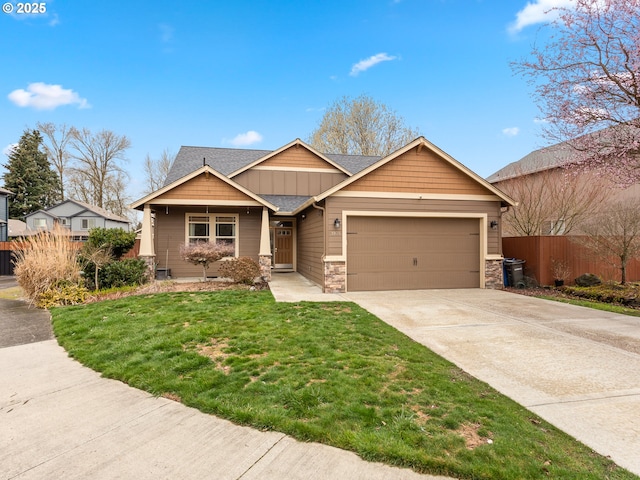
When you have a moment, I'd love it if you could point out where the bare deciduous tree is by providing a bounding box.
[308,95,420,156]
[68,127,131,212]
[144,148,174,194]
[37,122,72,201]
[575,199,640,284]
[498,164,609,236]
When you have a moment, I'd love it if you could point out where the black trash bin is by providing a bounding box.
[503,259,526,288]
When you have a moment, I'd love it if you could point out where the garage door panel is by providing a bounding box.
[347,217,480,291]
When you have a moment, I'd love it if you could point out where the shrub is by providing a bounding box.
[180,241,235,281]
[13,225,82,307]
[218,256,261,284]
[37,281,89,309]
[83,258,149,290]
[87,227,136,259]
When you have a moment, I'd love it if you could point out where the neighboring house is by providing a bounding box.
[0,187,11,242]
[132,137,515,292]
[8,219,28,238]
[487,139,639,236]
[25,199,131,240]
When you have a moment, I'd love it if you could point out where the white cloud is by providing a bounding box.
[158,23,174,43]
[350,53,397,76]
[8,82,90,110]
[49,14,60,27]
[228,131,263,146]
[3,143,17,156]
[502,127,520,137]
[508,0,573,34]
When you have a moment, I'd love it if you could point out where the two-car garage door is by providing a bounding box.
[346,216,481,291]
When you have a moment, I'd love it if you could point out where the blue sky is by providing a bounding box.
[0,0,568,202]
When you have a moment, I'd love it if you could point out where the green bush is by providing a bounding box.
[87,228,136,259]
[218,256,261,284]
[83,258,149,290]
[37,281,89,308]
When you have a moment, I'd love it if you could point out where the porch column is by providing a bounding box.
[138,204,156,277]
[258,207,272,281]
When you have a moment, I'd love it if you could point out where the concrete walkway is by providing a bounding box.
[268,272,346,302]
[344,289,640,477]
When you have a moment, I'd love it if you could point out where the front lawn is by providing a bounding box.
[51,290,636,480]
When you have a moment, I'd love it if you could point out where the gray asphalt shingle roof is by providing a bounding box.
[486,142,575,183]
[163,145,383,186]
[257,195,312,213]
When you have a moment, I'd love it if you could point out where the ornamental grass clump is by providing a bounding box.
[179,241,235,281]
[13,225,87,308]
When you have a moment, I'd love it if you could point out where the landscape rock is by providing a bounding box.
[575,273,602,287]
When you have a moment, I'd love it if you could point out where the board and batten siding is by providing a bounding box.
[152,206,261,277]
[296,206,324,286]
[342,147,490,196]
[233,170,346,196]
[324,197,502,257]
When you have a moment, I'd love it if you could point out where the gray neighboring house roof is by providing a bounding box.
[0,187,13,195]
[24,199,130,225]
[164,144,383,186]
[486,142,576,183]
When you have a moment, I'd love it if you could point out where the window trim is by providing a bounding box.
[185,213,239,257]
[81,218,96,230]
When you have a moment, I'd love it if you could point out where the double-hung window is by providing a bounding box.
[187,214,237,255]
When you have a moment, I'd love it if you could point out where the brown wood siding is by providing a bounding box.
[156,173,254,202]
[233,169,347,196]
[152,206,261,278]
[260,146,338,170]
[347,217,480,291]
[503,235,640,285]
[325,197,501,257]
[296,207,324,286]
[343,147,491,195]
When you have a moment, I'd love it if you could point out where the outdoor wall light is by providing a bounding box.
[301,214,306,220]
[490,220,498,230]
[334,218,341,229]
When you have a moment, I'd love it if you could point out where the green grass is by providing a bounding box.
[538,295,640,317]
[51,290,637,480]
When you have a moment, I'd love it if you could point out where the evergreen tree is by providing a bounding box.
[2,129,61,219]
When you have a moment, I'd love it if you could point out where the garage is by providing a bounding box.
[346,216,481,291]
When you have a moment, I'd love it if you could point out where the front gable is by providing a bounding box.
[155,171,256,202]
[317,137,515,206]
[342,145,491,196]
[232,142,349,196]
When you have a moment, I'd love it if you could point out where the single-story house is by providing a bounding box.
[25,199,131,240]
[132,137,515,292]
[0,187,11,242]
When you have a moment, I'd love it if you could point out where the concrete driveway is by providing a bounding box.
[344,288,640,476]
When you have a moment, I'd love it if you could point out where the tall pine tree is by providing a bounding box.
[2,129,61,219]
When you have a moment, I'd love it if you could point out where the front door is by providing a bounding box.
[274,227,293,268]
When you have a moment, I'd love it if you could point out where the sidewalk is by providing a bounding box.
[0,296,451,480]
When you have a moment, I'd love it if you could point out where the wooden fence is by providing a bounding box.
[502,236,640,286]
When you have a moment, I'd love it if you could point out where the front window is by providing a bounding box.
[34,218,47,229]
[186,214,237,255]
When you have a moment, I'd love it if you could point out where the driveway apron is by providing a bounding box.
[344,288,640,476]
